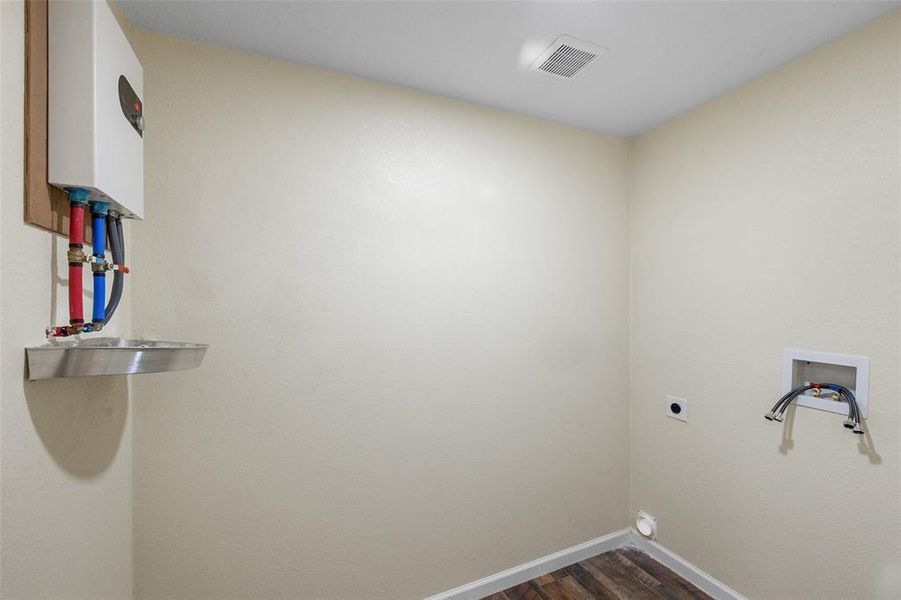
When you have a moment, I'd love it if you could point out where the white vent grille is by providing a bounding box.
[530,35,608,79]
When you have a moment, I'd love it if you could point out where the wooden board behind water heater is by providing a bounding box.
[23,0,89,240]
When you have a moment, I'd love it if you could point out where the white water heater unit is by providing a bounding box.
[48,0,144,219]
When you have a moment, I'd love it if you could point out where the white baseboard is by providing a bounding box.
[424,528,748,600]
[628,534,748,600]
[424,528,632,600]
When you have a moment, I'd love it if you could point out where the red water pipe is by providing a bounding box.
[68,201,86,327]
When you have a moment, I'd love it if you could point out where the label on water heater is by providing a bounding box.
[118,75,143,137]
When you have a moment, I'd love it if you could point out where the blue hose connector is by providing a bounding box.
[90,201,109,325]
[67,187,90,206]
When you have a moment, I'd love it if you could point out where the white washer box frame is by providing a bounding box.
[782,348,870,419]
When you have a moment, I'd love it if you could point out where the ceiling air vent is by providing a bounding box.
[530,35,608,79]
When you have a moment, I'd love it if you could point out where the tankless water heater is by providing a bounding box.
[48,0,144,219]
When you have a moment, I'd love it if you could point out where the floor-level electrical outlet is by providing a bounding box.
[666,396,688,422]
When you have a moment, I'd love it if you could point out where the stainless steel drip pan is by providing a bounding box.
[26,337,209,380]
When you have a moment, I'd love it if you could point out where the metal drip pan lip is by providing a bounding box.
[26,337,209,380]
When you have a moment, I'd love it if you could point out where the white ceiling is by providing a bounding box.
[119,1,898,137]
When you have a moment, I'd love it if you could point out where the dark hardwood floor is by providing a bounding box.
[483,547,713,600]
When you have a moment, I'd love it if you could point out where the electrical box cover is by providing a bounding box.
[48,0,144,219]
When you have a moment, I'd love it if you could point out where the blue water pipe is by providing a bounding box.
[90,201,109,326]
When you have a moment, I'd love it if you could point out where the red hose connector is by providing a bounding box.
[67,189,89,328]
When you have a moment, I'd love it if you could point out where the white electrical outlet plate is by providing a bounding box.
[665,396,688,422]
[783,349,869,418]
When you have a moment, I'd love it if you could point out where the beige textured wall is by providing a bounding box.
[128,29,631,599]
[0,2,134,598]
[629,11,900,600]
[4,5,895,599]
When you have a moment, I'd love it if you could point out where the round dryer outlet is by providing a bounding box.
[666,396,688,422]
[635,510,657,540]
